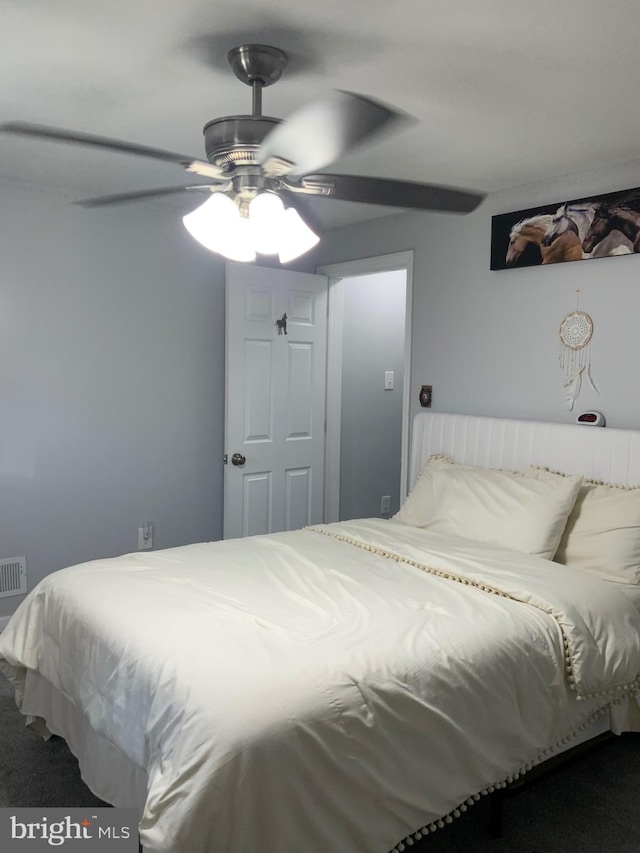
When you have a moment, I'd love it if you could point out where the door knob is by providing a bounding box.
[231,453,246,466]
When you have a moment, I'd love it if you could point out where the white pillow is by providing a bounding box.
[553,480,640,584]
[395,457,582,559]
[393,455,453,528]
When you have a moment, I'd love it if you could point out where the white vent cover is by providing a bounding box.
[0,557,27,598]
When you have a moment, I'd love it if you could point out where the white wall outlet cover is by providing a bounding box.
[138,522,153,550]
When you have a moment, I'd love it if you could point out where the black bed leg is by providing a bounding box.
[488,790,504,838]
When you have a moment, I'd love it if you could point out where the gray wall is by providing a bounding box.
[310,156,640,432]
[340,271,406,520]
[0,184,226,617]
[5,152,640,617]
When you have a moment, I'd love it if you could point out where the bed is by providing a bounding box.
[1,411,640,853]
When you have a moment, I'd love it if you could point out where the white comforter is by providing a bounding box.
[1,519,639,853]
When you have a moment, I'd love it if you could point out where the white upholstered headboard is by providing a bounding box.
[410,413,640,489]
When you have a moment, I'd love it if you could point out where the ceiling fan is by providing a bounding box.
[0,44,485,262]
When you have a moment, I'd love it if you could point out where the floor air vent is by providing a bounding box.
[0,557,27,598]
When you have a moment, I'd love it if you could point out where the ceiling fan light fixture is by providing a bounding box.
[183,190,319,264]
[182,193,256,263]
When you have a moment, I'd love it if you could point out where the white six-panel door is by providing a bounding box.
[224,263,328,539]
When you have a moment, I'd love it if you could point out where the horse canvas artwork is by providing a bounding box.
[490,186,640,270]
[505,214,583,265]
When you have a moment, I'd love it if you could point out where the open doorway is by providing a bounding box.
[339,269,406,520]
[318,252,413,523]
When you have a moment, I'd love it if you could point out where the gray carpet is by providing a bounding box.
[1,672,639,852]
[0,674,107,810]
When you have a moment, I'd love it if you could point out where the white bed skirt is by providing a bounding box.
[21,668,147,818]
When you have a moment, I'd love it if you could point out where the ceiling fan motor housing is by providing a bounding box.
[203,115,281,169]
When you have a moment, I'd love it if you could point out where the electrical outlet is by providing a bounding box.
[138,522,153,550]
[380,495,391,514]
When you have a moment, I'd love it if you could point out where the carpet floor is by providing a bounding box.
[1,673,639,851]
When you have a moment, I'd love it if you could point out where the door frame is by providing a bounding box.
[317,251,414,523]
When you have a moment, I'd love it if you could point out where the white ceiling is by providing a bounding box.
[2,0,640,229]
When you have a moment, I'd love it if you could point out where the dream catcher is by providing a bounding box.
[558,291,598,411]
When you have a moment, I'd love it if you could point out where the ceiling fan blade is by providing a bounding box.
[258,90,408,178]
[75,185,219,209]
[0,122,226,180]
[284,173,485,214]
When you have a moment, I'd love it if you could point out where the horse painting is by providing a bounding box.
[582,205,640,254]
[492,185,640,270]
[505,214,583,265]
[542,203,633,257]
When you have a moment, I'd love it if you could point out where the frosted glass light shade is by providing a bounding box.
[249,192,286,255]
[278,207,320,263]
[183,194,256,263]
